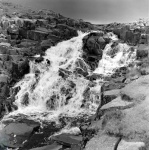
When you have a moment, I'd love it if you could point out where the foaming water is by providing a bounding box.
[1,31,136,128]
[3,32,97,123]
[94,42,136,75]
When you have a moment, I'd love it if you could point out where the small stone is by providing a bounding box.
[51,134,82,148]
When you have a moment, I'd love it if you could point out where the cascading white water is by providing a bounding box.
[94,42,136,75]
[2,32,97,123]
[1,31,136,125]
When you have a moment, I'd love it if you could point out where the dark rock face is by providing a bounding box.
[0,121,40,148]
[82,32,110,70]
[106,41,119,58]
[51,134,83,149]
[56,24,78,40]
[107,23,149,46]
[136,44,149,59]
[0,74,9,99]
[86,73,103,81]
[59,68,72,79]
[40,39,54,51]
[83,32,105,56]
[80,124,97,148]
[21,92,29,106]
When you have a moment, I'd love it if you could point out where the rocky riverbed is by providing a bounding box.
[0,1,149,150]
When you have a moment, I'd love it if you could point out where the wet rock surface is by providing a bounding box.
[19,122,61,150]
[0,119,40,149]
[51,134,83,149]
[0,116,89,150]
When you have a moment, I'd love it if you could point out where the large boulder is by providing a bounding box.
[27,29,49,41]
[47,34,61,43]
[7,24,19,35]
[136,44,149,59]
[125,30,134,44]
[5,58,29,80]
[113,28,121,38]
[29,143,62,150]
[40,39,54,50]
[125,30,141,45]
[133,32,141,45]
[36,19,48,27]
[1,16,11,30]
[51,133,83,149]
[87,94,149,149]
[56,24,78,39]
[85,134,119,150]
[0,45,9,54]
[17,58,30,77]
[107,24,149,45]
[14,17,24,27]
[0,122,40,148]
[0,49,29,81]
[100,96,133,110]
[18,27,28,39]
[83,32,104,56]
[121,75,149,101]
[82,32,110,70]
[119,26,130,41]
[139,33,149,45]
[118,140,145,150]
[17,39,38,48]
[23,19,36,30]
[0,74,9,100]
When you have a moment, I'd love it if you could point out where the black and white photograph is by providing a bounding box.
[0,0,148,149]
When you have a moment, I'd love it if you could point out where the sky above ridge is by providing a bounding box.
[8,0,149,24]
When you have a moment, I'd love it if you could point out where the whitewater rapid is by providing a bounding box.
[1,31,136,125]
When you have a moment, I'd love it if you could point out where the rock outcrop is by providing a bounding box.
[0,1,98,117]
[82,32,111,70]
[82,70,149,150]
[0,121,40,148]
[105,21,149,46]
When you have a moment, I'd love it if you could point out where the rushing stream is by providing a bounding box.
[0,31,136,133]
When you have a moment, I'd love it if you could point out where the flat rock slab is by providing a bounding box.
[121,75,149,101]
[20,122,61,150]
[85,134,118,150]
[0,122,40,148]
[101,96,133,110]
[118,140,145,150]
[104,89,120,96]
[51,133,82,148]
[29,143,62,150]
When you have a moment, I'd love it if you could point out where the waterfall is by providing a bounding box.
[1,31,136,125]
[94,42,136,75]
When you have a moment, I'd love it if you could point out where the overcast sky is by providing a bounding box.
[9,0,149,24]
